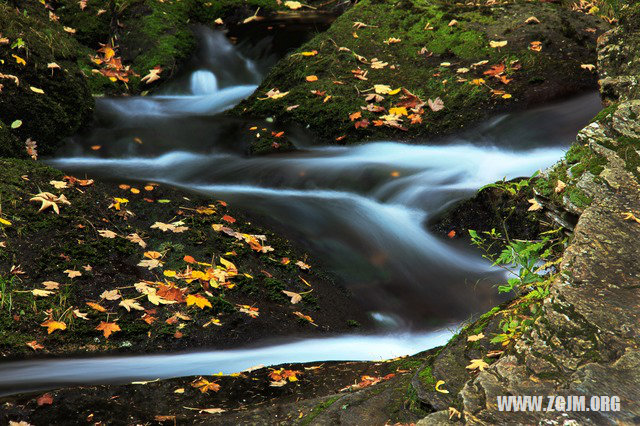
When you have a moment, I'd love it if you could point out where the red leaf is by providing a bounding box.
[37,393,53,406]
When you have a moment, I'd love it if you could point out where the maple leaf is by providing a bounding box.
[50,180,69,189]
[260,89,289,100]
[484,64,505,77]
[96,321,121,339]
[527,198,542,211]
[119,299,144,312]
[296,260,311,270]
[349,111,362,121]
[26,340,44,351]
[30,192,71,214]
[42,281,60,290]
[150,222,175,232]
[466,359,490,371]
[186,294,212,309]
[370,59,388,69]
[192,378,221,393]
[126,233,147,248]
[354,119,370,129]
[222,214,236,223]
[98,229,118,239]
[100,289,121,301]
[141,66,163,84]
[31,289,53,297]
[282,290,302,304]
[555,180,567,193]
[41,319,66,334]
[237,304,260,318]
[374,84,392,94]
[389,107,408,116]
[64,269,82,278]
[428,98,445,112]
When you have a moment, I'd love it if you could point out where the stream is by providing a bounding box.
[0,28,602,396]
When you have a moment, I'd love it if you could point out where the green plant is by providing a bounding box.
[469,227,566,346]
[479,171,539,196]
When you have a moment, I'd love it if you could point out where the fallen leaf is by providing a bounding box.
[527,198,542,211]
[26,341,44,351]
[119,299,144,312]
[31,289,54,297]
[42,281,60,290]
[191,378,220,393]
[64,269,82,278]
[435,380,449,394]
[100,289,121,301]
[284,0,302,9]
[282,290,302,304]
[555,179,566,193]
[186,294,212,309]
[96,321,121,339]
[467,332,485,342]
[98,229,118,239]
[466,358,489,372]
[489,40,508,48]
[41,320,66,334]
[448,406,462,420]
[141,66,163,84]
[525,16,540,24]
[305,75,318,82]
[581,64,596,71]
[37,393,53,406]
[30,192,71,214]
[428,97,445,112]
[86,301,107,312]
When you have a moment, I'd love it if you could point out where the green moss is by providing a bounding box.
[0,2,94,156]
[417,364,436,387]
[234,0,603,148]
[590,102,619,123]
[301,395,342,426]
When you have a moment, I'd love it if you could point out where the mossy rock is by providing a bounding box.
[0,1,94,157]
[232,0,606,152]
[0,158,368,358]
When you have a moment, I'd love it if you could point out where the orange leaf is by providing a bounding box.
[184,255,196,264]
[86,301,107,312]
[41,320,66,334]
[96,321,121,339]
[305,75,318,82]
[349,111,362,121]
[222,214,236,223]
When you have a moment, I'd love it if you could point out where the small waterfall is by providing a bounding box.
[189,69,218,95]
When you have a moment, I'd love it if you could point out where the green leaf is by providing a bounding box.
[11,120,22,129]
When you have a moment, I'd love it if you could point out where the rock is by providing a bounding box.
[232,0,606,151]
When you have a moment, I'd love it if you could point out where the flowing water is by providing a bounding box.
[0,28,603,395]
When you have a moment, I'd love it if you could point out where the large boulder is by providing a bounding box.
[232,0,606,150]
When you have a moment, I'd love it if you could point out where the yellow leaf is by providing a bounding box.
[435,380,449,394]
[374,84,391,94]
[186,294,212,309]
[388,87,401,95]
[527,198,542,211]
[41,320,66,334]
[489,40,508,48]
[300,50,318,56]
[0,218,11,226]
[467,333,485,342]
[388,107,408,116]
[466,358,489,371]
[163,270,177,277]
[12,54,26,66]
[30,86,45,94]
[284,1,302,9]
[32,289,54,297]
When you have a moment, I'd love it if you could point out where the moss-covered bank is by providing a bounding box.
[232,0,607,152]
[0,2,94,157]
[0,158,369,359]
